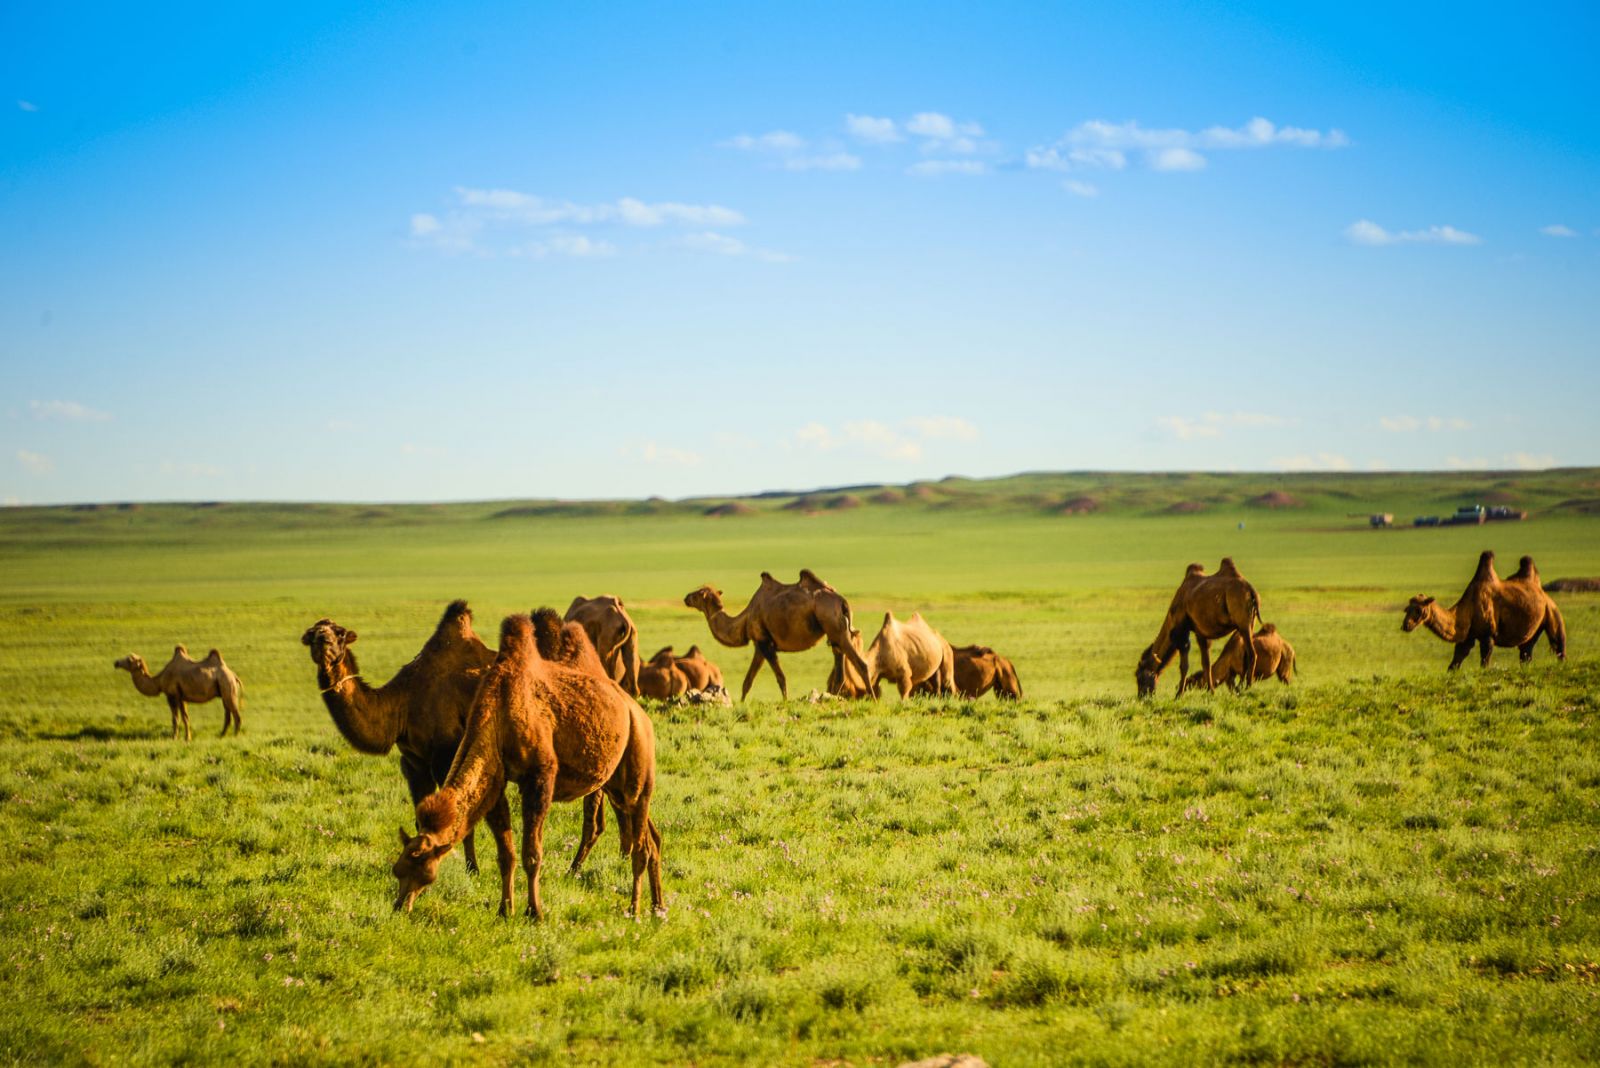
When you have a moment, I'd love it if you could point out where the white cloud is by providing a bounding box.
[1149,147,1206,172]
[1539,224,1576,238]
[723,130,859,172]
[724,130,806,152]
[1378,415,1471,433]
[1504,451,1555,470]
[782,152,861,172]
[679,231,792,262]
[616,197,744,227]
[521,234,616,259]
[16,449,53,474]
[845,114,901,143]
[411,189,752,257]
[792,415,979,460]
[1063,180,1099,198]
[627,441,702,467]
[907,112,957,139]
[904,415,979,441]
[1274,452,1353,472]
[1345,220,1481,247]
[906,159,988,177]
[906,112,985,154]
[409,213,442,237]
[17,100,38,112]
[29,399,111,423]
[1157,412,1293,439]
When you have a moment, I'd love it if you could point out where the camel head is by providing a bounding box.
[1401,595,1435,632]
[995,656,1023,700]
[392,827,453,912]
[113,653,145,675]
[683,586,724,614]
[301,618,357,671]
[1135,644,1162,698]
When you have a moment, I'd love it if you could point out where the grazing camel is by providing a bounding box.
[1179,624,1296,693]
[114,645,243,740]
[683,569,873,701]
[1402,551,1567,670]
[638,647,690,700]
[564,595,641,697]
[1135,558,1261,698]
[914,645,1024,700]
[392,610,663,920]
[833,612,956,699]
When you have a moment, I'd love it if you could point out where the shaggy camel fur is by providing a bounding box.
[683,569,873,701]
[1179,624,1296,693]
[832,612,956,699]
[638,647,689,700]
[1402,551,1567,670]
[392,610,663,919]
[913,645,1024,700]
[114,645,243,740]
[1136,558,1262,698]
[564,595,641,697]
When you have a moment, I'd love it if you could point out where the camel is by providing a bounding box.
[1179,624,1296,693]
[1135,558,1261,698]
[564,595,641,697]
[638,647,690,700]
[1402,551,1567,670]
[114,645,243,740]
[832,612,956,699]
[683,569,874,701]
[673,645,724,691]
[913,645,1024,700]
[392,610,663,920]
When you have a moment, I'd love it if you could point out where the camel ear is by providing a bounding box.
[398,826,412,848]
[301,629,315,646]
[343,629,358,645]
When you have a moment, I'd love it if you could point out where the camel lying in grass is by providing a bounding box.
[638,647,689,700]
[114,645,243,740]
[392,610,662,920]
[830,612,956,699]
[1179,624,1295,693]
[1403,551,1566,670]
[913,645,1023,700]
[1136,558,1261,698]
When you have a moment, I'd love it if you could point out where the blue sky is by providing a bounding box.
[3,1,1597,504]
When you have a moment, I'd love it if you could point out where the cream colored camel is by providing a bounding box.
[114,645,243,740]
[1179,624,1296,692]
[834,612,956,699]
[1136,558,1261,697]
[392,610,663,920]
[1403,551,1566,669]
[564,595,641,696]
[683,570,873,700]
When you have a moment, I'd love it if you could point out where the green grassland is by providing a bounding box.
[2,469,1598,1065]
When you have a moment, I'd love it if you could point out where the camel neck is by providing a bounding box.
[126,666,164,697]
[1423,602,1464,643]
[432,703,507,843]
[703,604,750,647]
[317,657,404,754]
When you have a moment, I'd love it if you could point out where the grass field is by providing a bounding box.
[2,470,1598,1065]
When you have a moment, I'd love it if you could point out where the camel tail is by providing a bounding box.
[1280,645,1296,684]
[1547,600,1567,659]
[529,608,565,660]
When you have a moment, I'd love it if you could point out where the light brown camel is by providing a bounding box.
[1402,551,1567,670]
[1135,557,1261,697]
[1179,624,1296,693]
[913,645,1024,700]
[638,647,690,700]
[564,595,641,696]
[114,645,243,740]
[683,569,874,700]
[392,610,663,920]
[673,645,724,690]
[833,612,956,699]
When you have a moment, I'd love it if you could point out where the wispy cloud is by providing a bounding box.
[1274,452,1353,471]
[907,159,988,177]
[1157,412,1293,440]
[16,449,53,474]
[519,235,615,259]
[30,399,111,423]
[723,130,861,172]
[679,231,792,262]
[792,416,980,461]
[17,100,37,112]
[1378,415,1471,433]
[1029,116,1346,180]
[1149,147,1206,172]
[624,441,703,467]
[1345,220,1481,247]
[1539,224,1576,238]
[1504,451,1556,470]
[845,114,901,144]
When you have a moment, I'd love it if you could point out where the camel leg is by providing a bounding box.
[645,819,663,915]
[519,769,556,921]
[760,643,788,700]
[1175,644,1191,697]
[896,671,913,699]
[569,793,605,875]
[1447,641,1472,671]
[1478,637,1493,668]
[1197,639,1213,694]
[487,793,516,918]
[1238,630,1257,690]
[739,648,766,701]
[839,635,876,702]
[177,699,192,742]
[166,695,181,740]
[628,816,663,917]
[1519,638,1537,663]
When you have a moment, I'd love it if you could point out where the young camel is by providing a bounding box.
[673,645,724,691]
[683,569,874,701]
[1135,558,1261,698]
[564,595,641,696]
[913,645,1024,700]
[392,610,663,920]
[1179,624,1296,693]
[831,612,956,699]
[1402,551,1566,670]
[114,645,243,740]
[638,647,690,700]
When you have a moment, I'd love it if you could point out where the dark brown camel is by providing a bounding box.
[1135,558,1261,697]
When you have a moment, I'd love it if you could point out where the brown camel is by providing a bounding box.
[833,612,956,699]
[114,645,243,740]
[564,595,641,696]
[1179,624,1296,693]
[1402,551,1567,670]
[1135,558,1261,697]
[683,569,874,700]
[638,647,690,700]
[913,645,1024,700]
[674,645,724,690]
[392,610,663,920]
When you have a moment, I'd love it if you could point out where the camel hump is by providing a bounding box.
[440,599,472,625]
[499,614,535,659]
[1515,555,1538,579]
[529,608,565,659]
[1257,623,1277,635]
[684,645,701,657]
[173,643,189,657]
[1217,557,1240,575]
[797,568,833,592]
[206,648,224,662]
[1185,562,1206,577]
